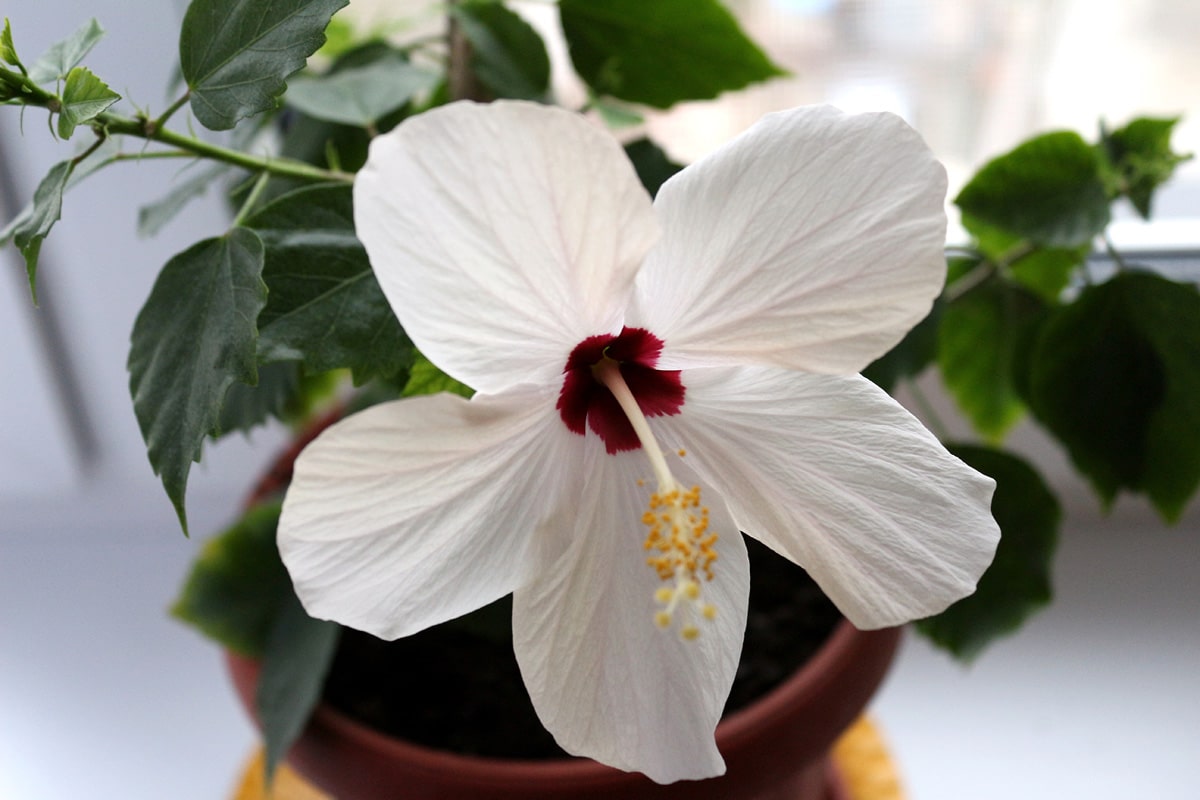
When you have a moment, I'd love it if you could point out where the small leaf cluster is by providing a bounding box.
[867,116,1195,659]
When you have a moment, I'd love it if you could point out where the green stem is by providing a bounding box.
[233,170,272,226]
[1103,232,1129,273]
[96,111,353,184]
[150,91,192,133]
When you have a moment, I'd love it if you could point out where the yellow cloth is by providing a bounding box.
[233,716,904,800]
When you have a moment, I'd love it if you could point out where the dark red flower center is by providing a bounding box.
[556,327,685,454]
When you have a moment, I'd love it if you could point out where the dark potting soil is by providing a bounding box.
[321,535,841,759]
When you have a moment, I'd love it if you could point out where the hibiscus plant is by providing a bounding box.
[2,0,1194,786]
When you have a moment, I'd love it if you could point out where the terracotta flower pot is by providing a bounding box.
[227,621,901,800]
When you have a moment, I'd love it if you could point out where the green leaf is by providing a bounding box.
[916,445,1060,661]
[453,0,550,101]
[403,352,473,399]
[258,590,340,782]
[1025,271,1200,520]
[1,19,22,69]
[939,276,1046,441]
[56,66,120,139]
[128,229,268,533]
[9,161,71,301]
[245,184,414,384]
[138,161,235,237]
[956,131,1111,248]
[284,55,438,126]
[180,0,350,130]
[171,502,293,656]
[1100,116,1191,219]
[559,0,785,108]
[591,96,644,129]
[863,298,943,394]
[962,214,1089,303]
[623,137,683,199]
[216,360,303,437]
[3,138,117,300]
[28,18,104,84]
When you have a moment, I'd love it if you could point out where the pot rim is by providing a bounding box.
[257,619,900,785]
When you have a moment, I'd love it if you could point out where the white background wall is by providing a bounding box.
[1,1,1197,798]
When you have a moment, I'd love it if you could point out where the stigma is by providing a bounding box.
[592,358,720,641]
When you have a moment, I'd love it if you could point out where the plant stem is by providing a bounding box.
[233,170,272,226]
[96,111,353,184]
[149,91,192,133]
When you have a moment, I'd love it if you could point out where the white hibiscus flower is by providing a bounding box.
[278,100,999,784]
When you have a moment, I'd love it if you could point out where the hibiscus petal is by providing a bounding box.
[354,100,659,394]
[629,105,948,374]
[660,366,999,629]
[278,387,578,639]
[512,445,749,783]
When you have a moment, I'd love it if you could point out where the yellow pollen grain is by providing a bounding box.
[680,625,699,641]
[677,448,687,457]
[655,611,672,628]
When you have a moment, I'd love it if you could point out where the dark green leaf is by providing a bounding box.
[138,161,236,237]
[171,502,293,656]
[939,277,1046,441]
[863,298,943,393]
[559,0,785,108]
[284,55,438,126]
[623,137,683,199]
[245,184,414,384]
[956,131,1110,248]
[56,66,120,139]
[128,229,267,533]
[403,352,473,399]
[454,0,550,101]
[1026,271,1200,520]
[180,0,350,130]
[216,360,303,437]
[258,590,340,781]
[1100,116,1191,218]
[28,18,104,84]
[916,445,1060,661]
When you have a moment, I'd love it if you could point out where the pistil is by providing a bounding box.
[593,359,719,640]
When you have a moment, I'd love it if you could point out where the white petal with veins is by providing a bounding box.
[512,445,749,783]
[661,366,999,629]
[278,386,579,639]
[630,105,947,375]
[354,101,659,394]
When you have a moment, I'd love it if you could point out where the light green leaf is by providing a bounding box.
[956,131,1111,248]
[180,0,350,130]
[559,0,785,108]
[916,445,1060,661]
[171,502,293,656]
[403,352,473,399]
[3,139,118,301]
[246,184,413,384]
[28,18,104,84]
[128,229,267,533]
[1025,271,1200,520]
[56,66,120,139]
[138,161,235,237]
[962,213,1090,303]
[9,161,71,301]
[284,55,438,126]
[453,0,550,101]
[1,18,22,69]
[939,276,1046,441]
[258,590,340,781]
[1100,116,1191,219]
